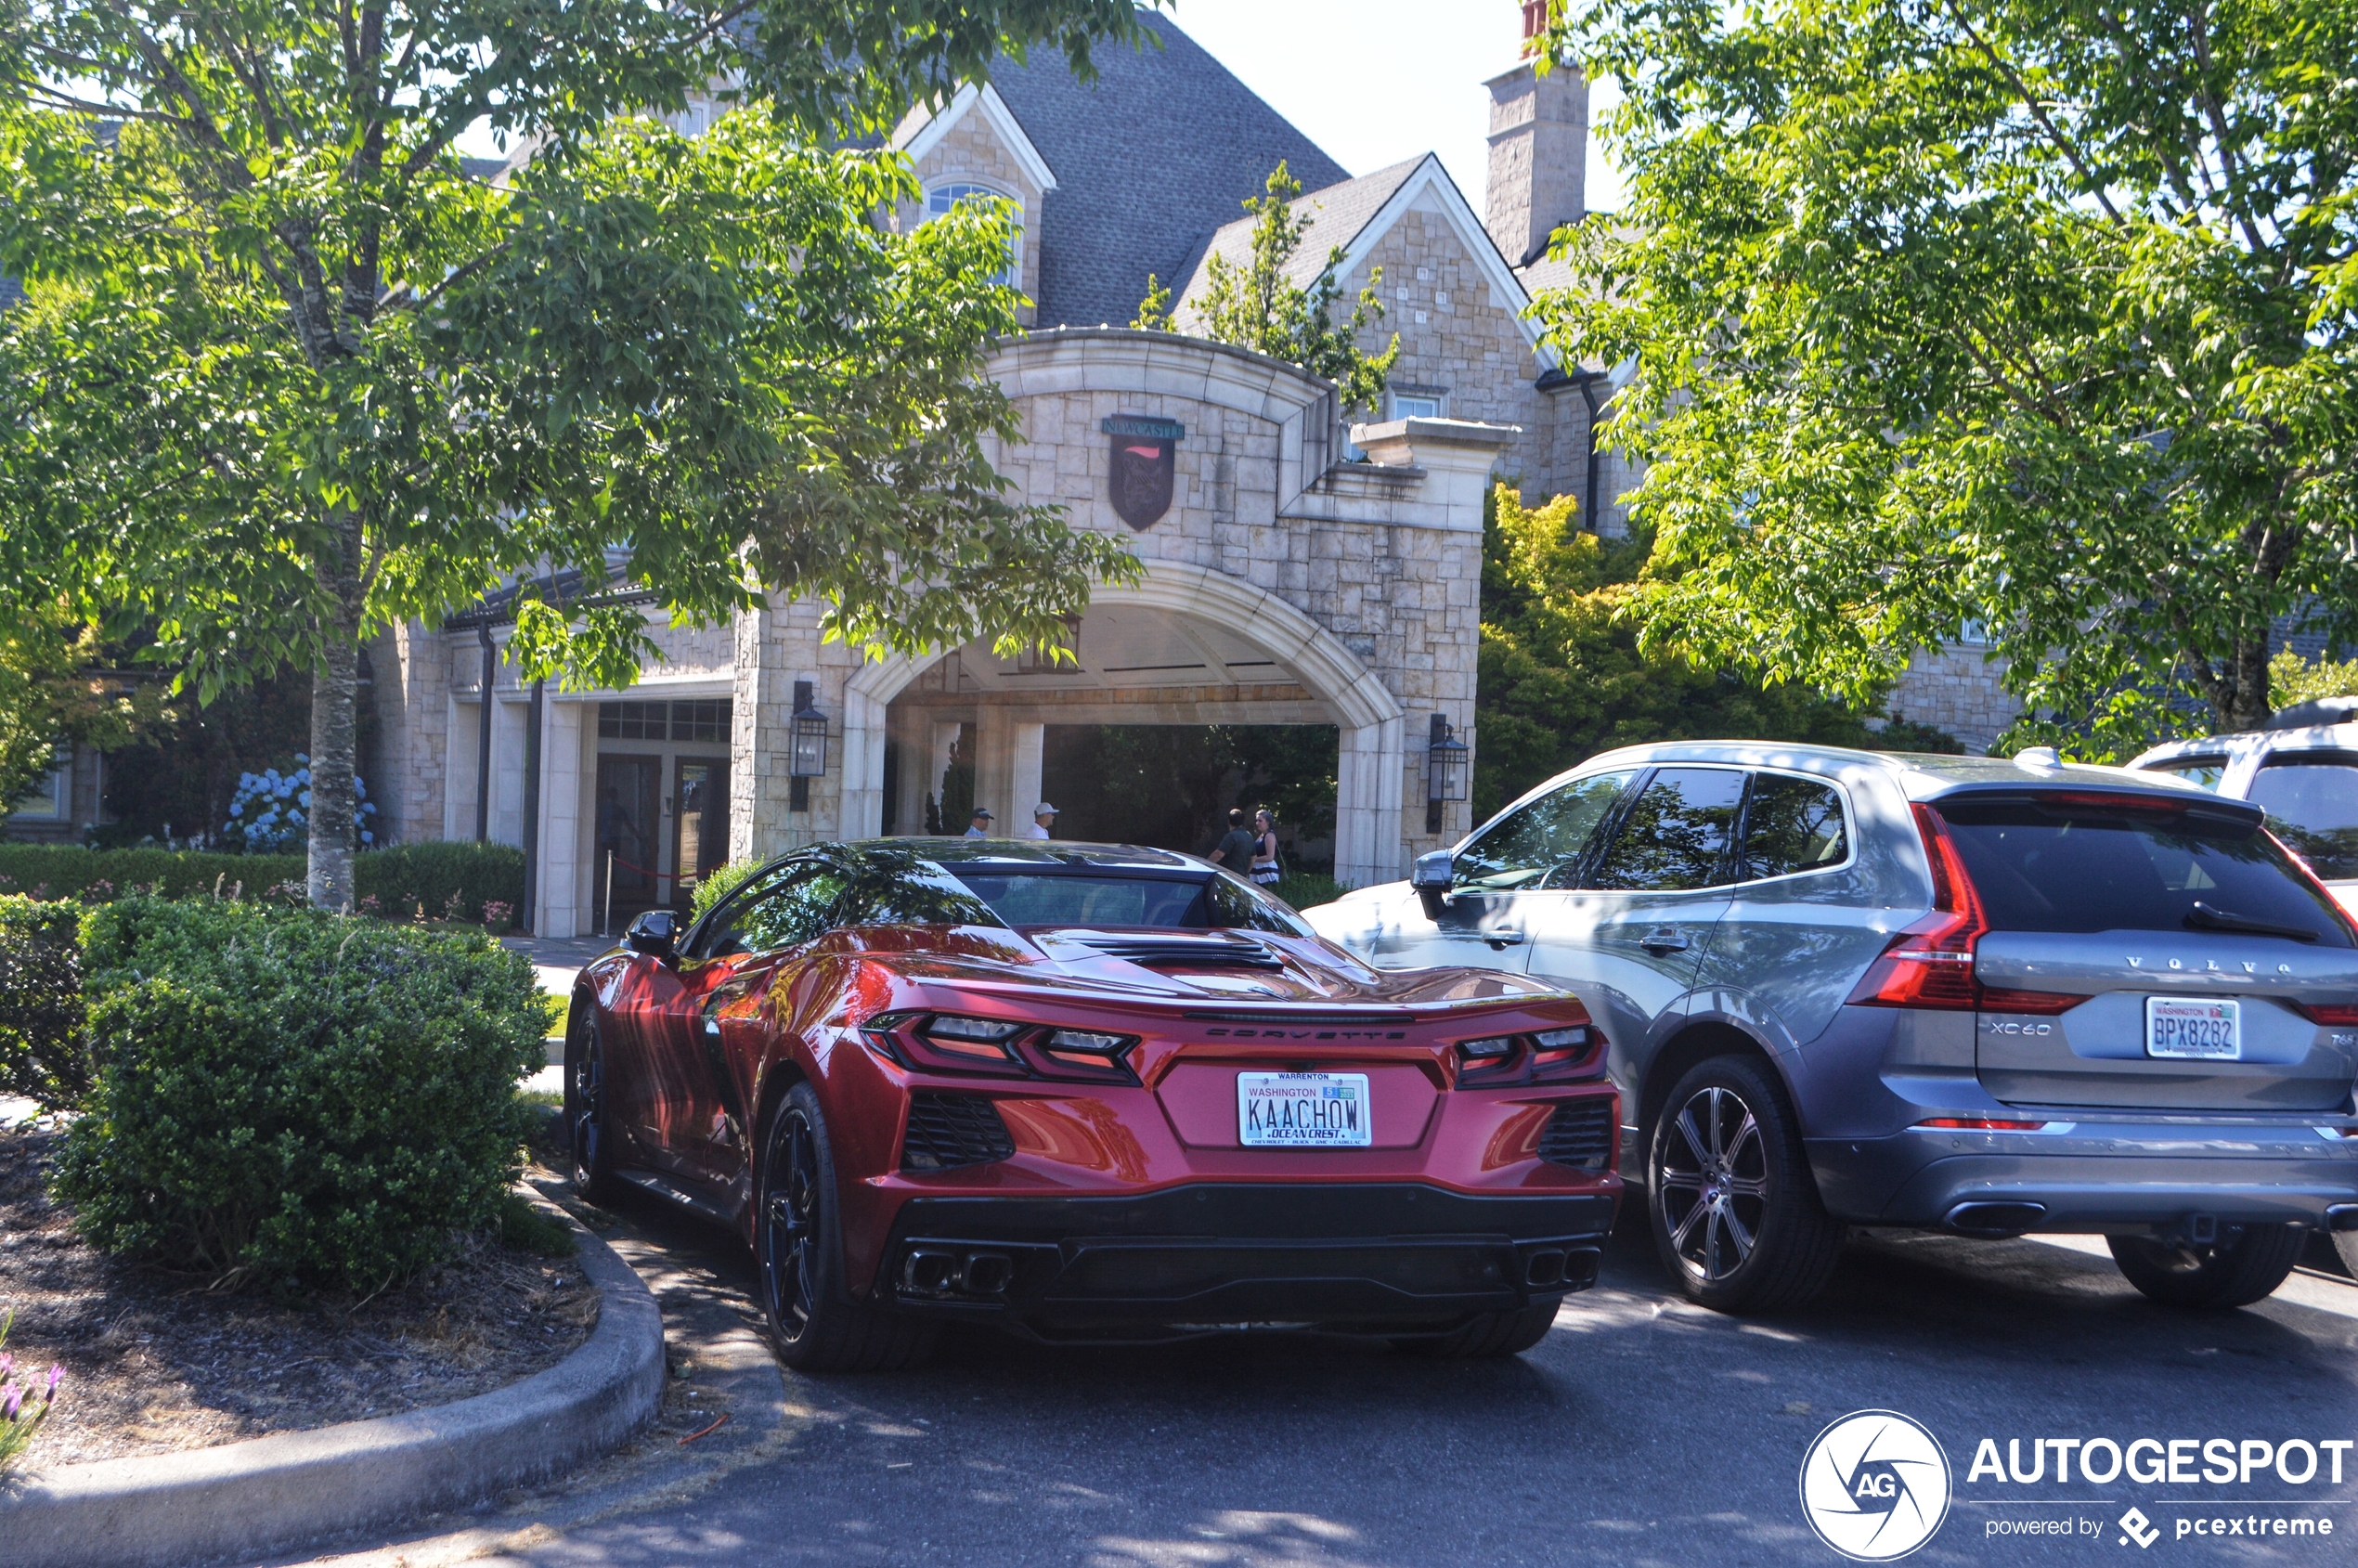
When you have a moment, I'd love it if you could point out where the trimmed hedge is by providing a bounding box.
[0,896,84,1104]
[0,840,525,922]
[55,897,545,1293]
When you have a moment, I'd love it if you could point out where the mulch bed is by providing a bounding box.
[0,1125,599,1468]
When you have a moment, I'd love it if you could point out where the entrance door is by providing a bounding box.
[594,756,662,921]
[673,758,730,909]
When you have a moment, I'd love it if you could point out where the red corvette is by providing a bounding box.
[564,841,1622,1370]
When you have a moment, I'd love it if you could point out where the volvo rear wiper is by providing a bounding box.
[2183,901,2317,943]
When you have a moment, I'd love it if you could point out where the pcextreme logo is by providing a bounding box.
[1799,1410,1955,1562]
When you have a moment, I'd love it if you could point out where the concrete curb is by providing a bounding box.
[0,1199,666,1568]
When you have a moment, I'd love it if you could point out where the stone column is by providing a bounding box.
[1010,719,1045,827]
[535,699,588,938]
[970,705,1016,832]
[1334,714,1406,888]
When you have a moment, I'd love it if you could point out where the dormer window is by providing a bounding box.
[925,182,1021,290]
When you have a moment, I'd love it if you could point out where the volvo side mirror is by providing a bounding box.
[1411,849,1456,921]
[624,908,680,959]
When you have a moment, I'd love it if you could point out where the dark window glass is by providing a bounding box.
[596,701,666,741]
[1585,768,1747,891]
[701,864,849,956]
[1204,873,1317,937]
[946,873,1208,928]
[1741,775,1850,880]
[2144,756,2229,792]
[1936,798,2352,946]
[669,699,732,745]
[2247,758,2358,881]
[831,852,1004,928]
[1453,771,1638,892]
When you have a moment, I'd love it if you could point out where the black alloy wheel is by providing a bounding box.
[754,1082,935,1372]
[1647,1054,1846,1314]
[2106,1225,2308,1310]
[564,1004,622,1205]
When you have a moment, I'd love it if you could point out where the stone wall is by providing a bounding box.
[1889,645,2022,756]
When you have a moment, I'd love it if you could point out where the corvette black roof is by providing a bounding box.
[854,838,1205,874]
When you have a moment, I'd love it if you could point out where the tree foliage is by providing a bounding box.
[0,599,166,812]
[1135,162,1399,414]
[0,0,1149,907]
[1534,0,2358,759]
[1476,485,1955,822]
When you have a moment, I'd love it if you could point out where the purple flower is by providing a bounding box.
[4,1382,21,1421]
[45,1364,60,1400]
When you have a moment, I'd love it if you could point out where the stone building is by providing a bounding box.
[362,3,2007,936]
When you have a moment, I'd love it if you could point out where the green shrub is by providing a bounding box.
[690,858,762,923]
[1269,873,1347,914]
[354,840,525,924]
[0,840,525,923]
[0,843,304,903]
[0,896,85,1105]
[55,897,545,1294]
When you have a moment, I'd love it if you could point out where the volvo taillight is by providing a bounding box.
[1848,804,1989,1010]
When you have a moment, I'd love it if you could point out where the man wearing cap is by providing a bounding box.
[1023,803,1057,840]
[964,807,994,837]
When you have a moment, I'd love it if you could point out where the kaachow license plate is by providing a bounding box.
[1237,1071,1371,1147]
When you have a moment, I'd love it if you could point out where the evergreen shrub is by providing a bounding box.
[0,896,84,1103]
[0,840,524,922]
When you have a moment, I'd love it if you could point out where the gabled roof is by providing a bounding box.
[977,10,1350,330]
[1173,153,1552,363]
[894,82,1059,196]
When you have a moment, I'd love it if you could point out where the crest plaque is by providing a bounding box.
[1102,415,1185,530]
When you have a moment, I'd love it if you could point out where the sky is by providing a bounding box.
[1155,0,1626,214]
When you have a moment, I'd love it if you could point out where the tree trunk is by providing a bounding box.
[306,625,360,911]
[306,512,365,912]
[2214,634,2274,733]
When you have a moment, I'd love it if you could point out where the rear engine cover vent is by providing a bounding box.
[902,1093,1017,1172]
[1537,1099,1615,1171]
[1076,935,1285,971]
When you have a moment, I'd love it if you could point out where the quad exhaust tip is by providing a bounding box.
[1944,1200,2048,1238]
[1523,1249,1567,1289]
[900,1247,1015,1297]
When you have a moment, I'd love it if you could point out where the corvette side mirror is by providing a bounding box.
[1411,849,1456,921]
[624,908,680,960]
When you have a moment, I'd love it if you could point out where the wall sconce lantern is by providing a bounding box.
[1426,713,1469,835]
[788,679,828,812]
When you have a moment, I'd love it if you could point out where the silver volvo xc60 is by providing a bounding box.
[1305,743,2358,1314]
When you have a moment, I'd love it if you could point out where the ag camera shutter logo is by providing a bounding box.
[1799,1410,1953,1561]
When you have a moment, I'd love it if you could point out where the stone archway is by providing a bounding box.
[841,560,1406,887]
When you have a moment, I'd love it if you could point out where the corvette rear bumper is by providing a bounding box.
[871,1182,1617,1339]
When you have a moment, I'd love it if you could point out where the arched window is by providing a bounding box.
[925,182,1021,289]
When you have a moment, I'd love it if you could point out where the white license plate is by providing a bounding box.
[1237,1071,1371,1147]
[2145,997,2242,1060]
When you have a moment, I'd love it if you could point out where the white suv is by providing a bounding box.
[2130,700,2358,921]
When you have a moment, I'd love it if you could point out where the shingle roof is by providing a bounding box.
[1172,155,1426,322]
[986,10,1350,330]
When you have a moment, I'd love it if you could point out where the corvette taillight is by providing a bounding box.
[859,1012,1139,1083]
[1454,1023,1603,1087]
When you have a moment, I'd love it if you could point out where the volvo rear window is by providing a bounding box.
[1933,798,2352,946]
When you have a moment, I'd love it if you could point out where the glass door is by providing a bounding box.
[673,758,731,909]
[594,755,662,926]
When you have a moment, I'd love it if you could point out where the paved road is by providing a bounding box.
[298,1189,2358,1568]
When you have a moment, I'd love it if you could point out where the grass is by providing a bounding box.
[1271,872,1348,912]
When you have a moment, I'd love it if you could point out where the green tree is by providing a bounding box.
[1475,485,1953,821]
[1533,0,2358,759]
[1135,162,1399,414]
[0,0,1148,908]
[0,598,164,814]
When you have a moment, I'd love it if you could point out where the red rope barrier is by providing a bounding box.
[602,850,692,883]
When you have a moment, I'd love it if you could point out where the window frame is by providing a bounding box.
[1576,763,1755,894]
[1389,389,1446,421]
[923,179,1022,289]
[1450,767,1643,894]
[1727,767,1859,889]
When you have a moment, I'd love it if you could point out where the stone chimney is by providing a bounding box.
[1483,3,1587,267]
